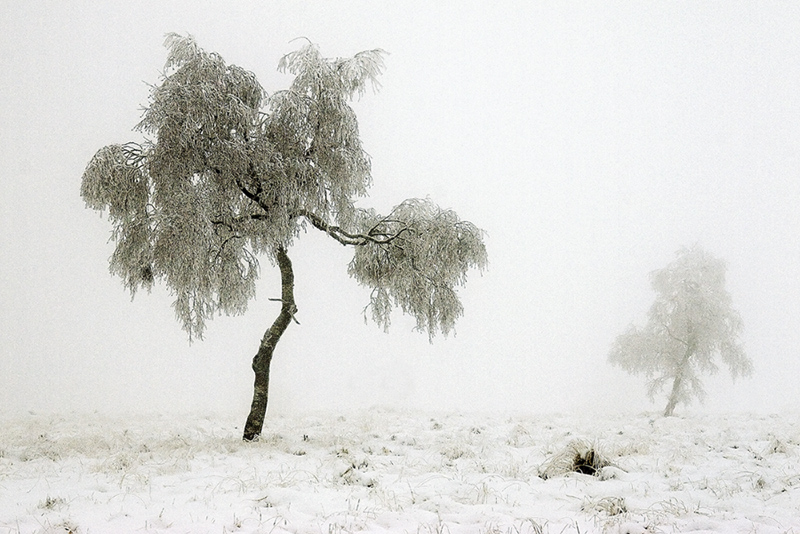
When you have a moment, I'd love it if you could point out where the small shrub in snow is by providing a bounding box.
[765,435,792,455]
[21,434,61,462]
[581,495,627,516]
[38,495,67,511]
[538,439,612,479]
[37,519,80,534]
[506,423,533,448]
[441,444,473,461]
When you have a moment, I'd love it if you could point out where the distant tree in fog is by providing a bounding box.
[81,34,487,441]
[608,245,752,416]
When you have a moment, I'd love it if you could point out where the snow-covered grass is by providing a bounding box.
[1,410,799,533]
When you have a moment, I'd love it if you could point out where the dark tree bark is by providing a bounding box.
[242,246,297,441]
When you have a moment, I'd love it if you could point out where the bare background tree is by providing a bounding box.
[81,34,487,440]
[608,245,752,416]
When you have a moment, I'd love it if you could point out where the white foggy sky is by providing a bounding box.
[1,2,799,418]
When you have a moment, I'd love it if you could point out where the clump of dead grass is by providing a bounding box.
[538,439,613,479]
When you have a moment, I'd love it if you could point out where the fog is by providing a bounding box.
[2,2,799,419]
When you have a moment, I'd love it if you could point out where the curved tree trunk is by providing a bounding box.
[664,336,696,417]
[243,246,297,441]
[663,374,683,417]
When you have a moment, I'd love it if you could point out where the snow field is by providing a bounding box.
[1,410,799,533]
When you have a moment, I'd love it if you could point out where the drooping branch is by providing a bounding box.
[295,208,409,247]
[347,198,488,340]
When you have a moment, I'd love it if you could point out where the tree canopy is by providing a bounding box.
[608,245,752,415]
[81,34,487,342]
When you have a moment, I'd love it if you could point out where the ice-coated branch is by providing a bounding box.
[295,208,409,247]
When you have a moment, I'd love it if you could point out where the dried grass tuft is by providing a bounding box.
[539,439,612,479]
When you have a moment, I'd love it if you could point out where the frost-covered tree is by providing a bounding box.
[81,35,487,441]
[608,245,752,416]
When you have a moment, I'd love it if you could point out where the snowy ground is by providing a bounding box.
[1,410,799,534]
